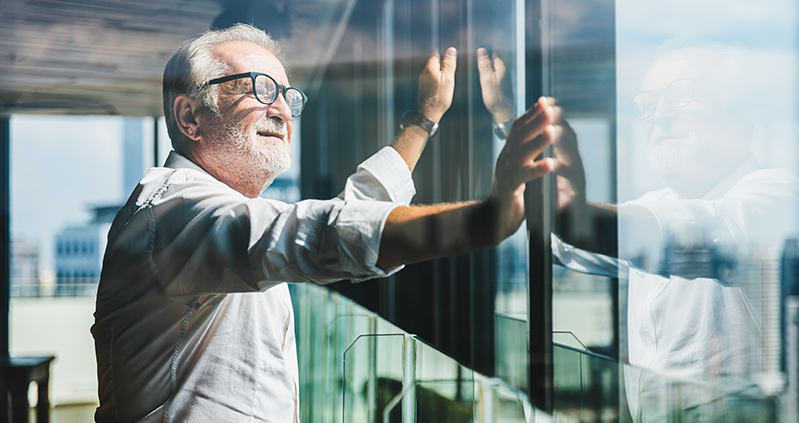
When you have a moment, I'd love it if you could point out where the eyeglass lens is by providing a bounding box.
[633,79,695,119]
[253,74,306,117]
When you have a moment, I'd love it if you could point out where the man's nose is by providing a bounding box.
[649,95,677,120]
[267,90,292,122]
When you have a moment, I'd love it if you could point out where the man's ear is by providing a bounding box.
[173,94,203,142]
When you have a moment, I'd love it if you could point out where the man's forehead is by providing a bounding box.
[642,48,720,90]
[212,41,288,83]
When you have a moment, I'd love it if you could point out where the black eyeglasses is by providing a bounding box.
[632,78,728,119]
[205,72,308,117]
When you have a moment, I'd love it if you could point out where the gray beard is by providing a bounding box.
[212,114,291,193]
[647,124,715,184]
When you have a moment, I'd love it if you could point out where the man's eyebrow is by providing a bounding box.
[218,77,251,91]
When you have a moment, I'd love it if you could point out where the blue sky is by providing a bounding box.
[11,115,127,271]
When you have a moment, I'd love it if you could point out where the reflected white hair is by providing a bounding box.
[162,24,286,149]
[653,33,743,95]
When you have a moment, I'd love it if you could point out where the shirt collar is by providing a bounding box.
[164,150,211,175]
[702,156,761,200]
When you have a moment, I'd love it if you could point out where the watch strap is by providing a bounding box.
[400,110,439,138]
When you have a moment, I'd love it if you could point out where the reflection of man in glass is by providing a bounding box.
[478,37,799,421]
[636,47,749,200]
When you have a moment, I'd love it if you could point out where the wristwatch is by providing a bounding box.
[494,118,515,140]
[400,110,439,138]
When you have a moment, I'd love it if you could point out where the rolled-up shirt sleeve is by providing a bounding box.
[248,198,401,287]
[252,147,414,285]
[551,233,627,278]
[340,146,416,204]
[145,147,414,298]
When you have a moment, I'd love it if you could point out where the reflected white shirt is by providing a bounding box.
[553,158,799,420]
[92,147,415,423]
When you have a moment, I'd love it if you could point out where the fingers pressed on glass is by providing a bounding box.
[508,126,555,170]
[508,108,552,145]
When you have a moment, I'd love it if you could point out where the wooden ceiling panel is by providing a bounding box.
[0,0,350,116]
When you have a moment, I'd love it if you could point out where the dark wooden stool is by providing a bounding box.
[6,356,55,423]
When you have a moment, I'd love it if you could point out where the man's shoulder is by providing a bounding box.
[725,167,799,200]
[131,165,302,233]
[634,187,674,202]
[737,167,799,186]
[138,165,244,206]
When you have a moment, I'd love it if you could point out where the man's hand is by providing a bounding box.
[476,48,514,125]
[551,106,586,211]
[547,100,621,257]
[392,47,458,172]
[488,97,558,237]
[417,47,457,123]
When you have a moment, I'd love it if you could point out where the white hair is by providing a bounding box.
[162,24,286,149]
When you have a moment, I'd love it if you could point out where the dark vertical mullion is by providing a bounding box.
[0,116,10,419]
[430,0,444,355]
[525,0,554,413]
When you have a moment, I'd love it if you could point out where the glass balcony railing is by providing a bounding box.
[10,277,98,298]
[290,283,562,423]
[494,313,528,393]
[292,282,788,422]
[554,342,780,423]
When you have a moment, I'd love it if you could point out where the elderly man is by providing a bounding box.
[93,24,556,422]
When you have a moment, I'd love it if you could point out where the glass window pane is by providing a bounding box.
[10,115,153,407]
[550,0,799,420]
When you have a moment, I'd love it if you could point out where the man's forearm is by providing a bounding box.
[377,198,515,269]
[390,125,433,172]
[379,97,557,269]
[390,47,456,173]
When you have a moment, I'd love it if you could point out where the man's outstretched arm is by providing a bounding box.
[377,97,558,269]
[391,47,458,172]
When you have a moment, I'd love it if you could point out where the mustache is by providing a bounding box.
[255,117,287,137]
[649,119,690,141]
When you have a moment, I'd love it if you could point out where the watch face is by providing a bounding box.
[494,123,509,140]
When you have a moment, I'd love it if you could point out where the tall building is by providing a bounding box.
[52,119,144,297]
[54,206,118,297]
[10,239,40,297]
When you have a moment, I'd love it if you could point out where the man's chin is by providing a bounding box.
[257,156,291,193]
[647,144,695,177]
[259,176,278,193]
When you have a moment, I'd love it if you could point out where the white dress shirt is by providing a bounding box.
[92,147,415,423]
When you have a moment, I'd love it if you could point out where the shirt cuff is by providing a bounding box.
[551,233,626,278]
[343,147,416,205]
[334,199,405,282]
